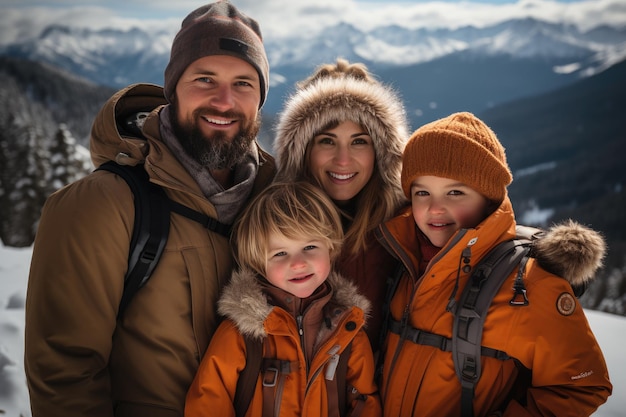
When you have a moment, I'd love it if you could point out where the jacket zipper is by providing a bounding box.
[297,314,306,374]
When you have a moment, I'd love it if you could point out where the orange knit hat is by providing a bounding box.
[401,112,512,202]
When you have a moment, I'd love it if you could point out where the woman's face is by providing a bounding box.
[308,120,375,204]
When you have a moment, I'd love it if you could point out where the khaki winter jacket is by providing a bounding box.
[24,83,276,417]
[185,269,382,417]
[376,198,612,417]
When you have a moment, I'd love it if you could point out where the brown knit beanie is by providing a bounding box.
[401,112,512,203]
[163,1,269,108]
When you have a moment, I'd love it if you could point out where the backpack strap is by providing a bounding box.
[335,341,369,417]
[375,261,405,383]
[96,161,232,318]
[452,238,532,417]
[96,161,170,319]
[233,335,298,417]
[335,342,351,415]
[234,335,264,417]
[261,357,298,417]
[167,198,231,237]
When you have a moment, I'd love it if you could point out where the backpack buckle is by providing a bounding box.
[262,367,279,387]
[509,288,529,306]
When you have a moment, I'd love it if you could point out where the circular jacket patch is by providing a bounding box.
[556,292,576,316]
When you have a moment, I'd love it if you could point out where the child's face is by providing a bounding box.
[410,176,490,248]
[308,120,375,205]
[265,232,332,298]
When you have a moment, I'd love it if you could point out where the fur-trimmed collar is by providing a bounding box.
[218,269,371,340]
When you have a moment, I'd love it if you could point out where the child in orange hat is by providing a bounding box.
[377,112,611,416]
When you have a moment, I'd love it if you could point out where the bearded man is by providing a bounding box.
[24,3,276,417]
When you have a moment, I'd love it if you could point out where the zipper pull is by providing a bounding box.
[325,354,340,380]
[297,315,304,336]
[325,345,341,381]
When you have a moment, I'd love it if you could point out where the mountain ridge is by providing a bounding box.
[2,16,625,126]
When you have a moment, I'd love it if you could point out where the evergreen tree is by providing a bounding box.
[7,123,51,246]
[48,123,92,192]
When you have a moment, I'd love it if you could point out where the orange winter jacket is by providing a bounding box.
[376,199,612,417]
[185,269,382,417]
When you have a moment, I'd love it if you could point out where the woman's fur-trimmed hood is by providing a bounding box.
[218,269,371,340]
[535,219,606,289]
[273,72,409,206]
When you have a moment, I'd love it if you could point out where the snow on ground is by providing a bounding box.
[0,244,623,416]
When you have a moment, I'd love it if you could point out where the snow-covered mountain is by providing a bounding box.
[2,16,625,121]
[271,18,626,68]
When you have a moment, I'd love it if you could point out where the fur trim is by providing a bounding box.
[533,219,606,286]
[217,269,273,340]
[273,76,409,206]
[218,269,371,340]
[326,272,372,319]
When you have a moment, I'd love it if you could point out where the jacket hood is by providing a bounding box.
[90,83,168,168]
[273,75,409,206]
[534,219,606,288]
[218,269,371,340]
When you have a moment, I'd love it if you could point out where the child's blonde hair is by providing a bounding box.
[233,181,344,277]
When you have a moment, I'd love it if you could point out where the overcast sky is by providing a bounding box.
[0,0,623,43]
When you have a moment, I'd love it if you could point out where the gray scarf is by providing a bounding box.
[159,106,259,224]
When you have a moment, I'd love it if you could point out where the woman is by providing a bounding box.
[273,59,410,350]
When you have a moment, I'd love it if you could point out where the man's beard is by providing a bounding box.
[170,102,260,170]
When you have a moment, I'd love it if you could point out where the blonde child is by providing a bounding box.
[377,112,611,416]
[185,181,381,417]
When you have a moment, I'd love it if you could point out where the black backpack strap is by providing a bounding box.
[96,161,232,318]
[452,238,531,417]
[168,198,231,238]
[234,335,264,417]
[96,161,170,319]
[376,261,405,383]
[388,318,511,361]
